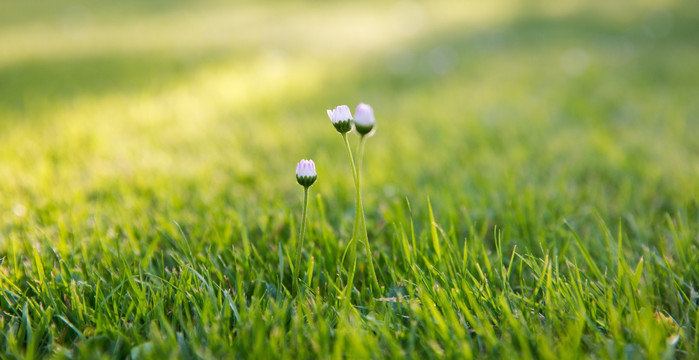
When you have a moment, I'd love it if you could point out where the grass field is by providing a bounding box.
[1,0,698,358]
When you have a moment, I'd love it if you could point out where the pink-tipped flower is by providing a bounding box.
[296,159,317,187]
[327,105,353,133]
[354,103,375,136]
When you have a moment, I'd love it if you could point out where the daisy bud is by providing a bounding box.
[295,159,317,187]
[354,103,375,136]
[327,105,353,133]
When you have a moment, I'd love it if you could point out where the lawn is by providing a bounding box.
[0,0,698,358]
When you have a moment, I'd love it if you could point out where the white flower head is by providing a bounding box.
[327,105,353,133]
[354,103,375,136]
[296,159,317,187]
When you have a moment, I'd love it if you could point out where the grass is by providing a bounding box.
[0,0,698,358]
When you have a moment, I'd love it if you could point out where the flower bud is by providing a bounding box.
[354,103,375,136]
[327,105,353,133]
[295,159,317,187]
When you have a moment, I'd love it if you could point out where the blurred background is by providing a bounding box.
[0,0,697,253]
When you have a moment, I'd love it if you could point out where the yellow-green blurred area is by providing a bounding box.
[0,0,697,248]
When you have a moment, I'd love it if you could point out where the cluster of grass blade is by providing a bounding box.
[1,0,698,358]
[1,198,697,358]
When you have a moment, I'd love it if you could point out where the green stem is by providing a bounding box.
[294,186,310,295]
[356,136,380,294]
[341,133,360,301]
[342,133,380,299]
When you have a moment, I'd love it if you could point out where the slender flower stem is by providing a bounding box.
[342,133,380,298]
[357,136,367,177]
[341,133,360,301]
[356,136,380,294]
[294,186,310,294]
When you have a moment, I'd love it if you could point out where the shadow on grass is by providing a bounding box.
[0,50,235,118]
[2,1,696,120]
[0,0,191,30]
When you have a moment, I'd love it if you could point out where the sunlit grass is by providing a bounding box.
[0,0,698,358]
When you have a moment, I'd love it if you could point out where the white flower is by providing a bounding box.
[327,105,353,133]
[295,159,316,177]
[354,103,375,135]
[296,159,317,187]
